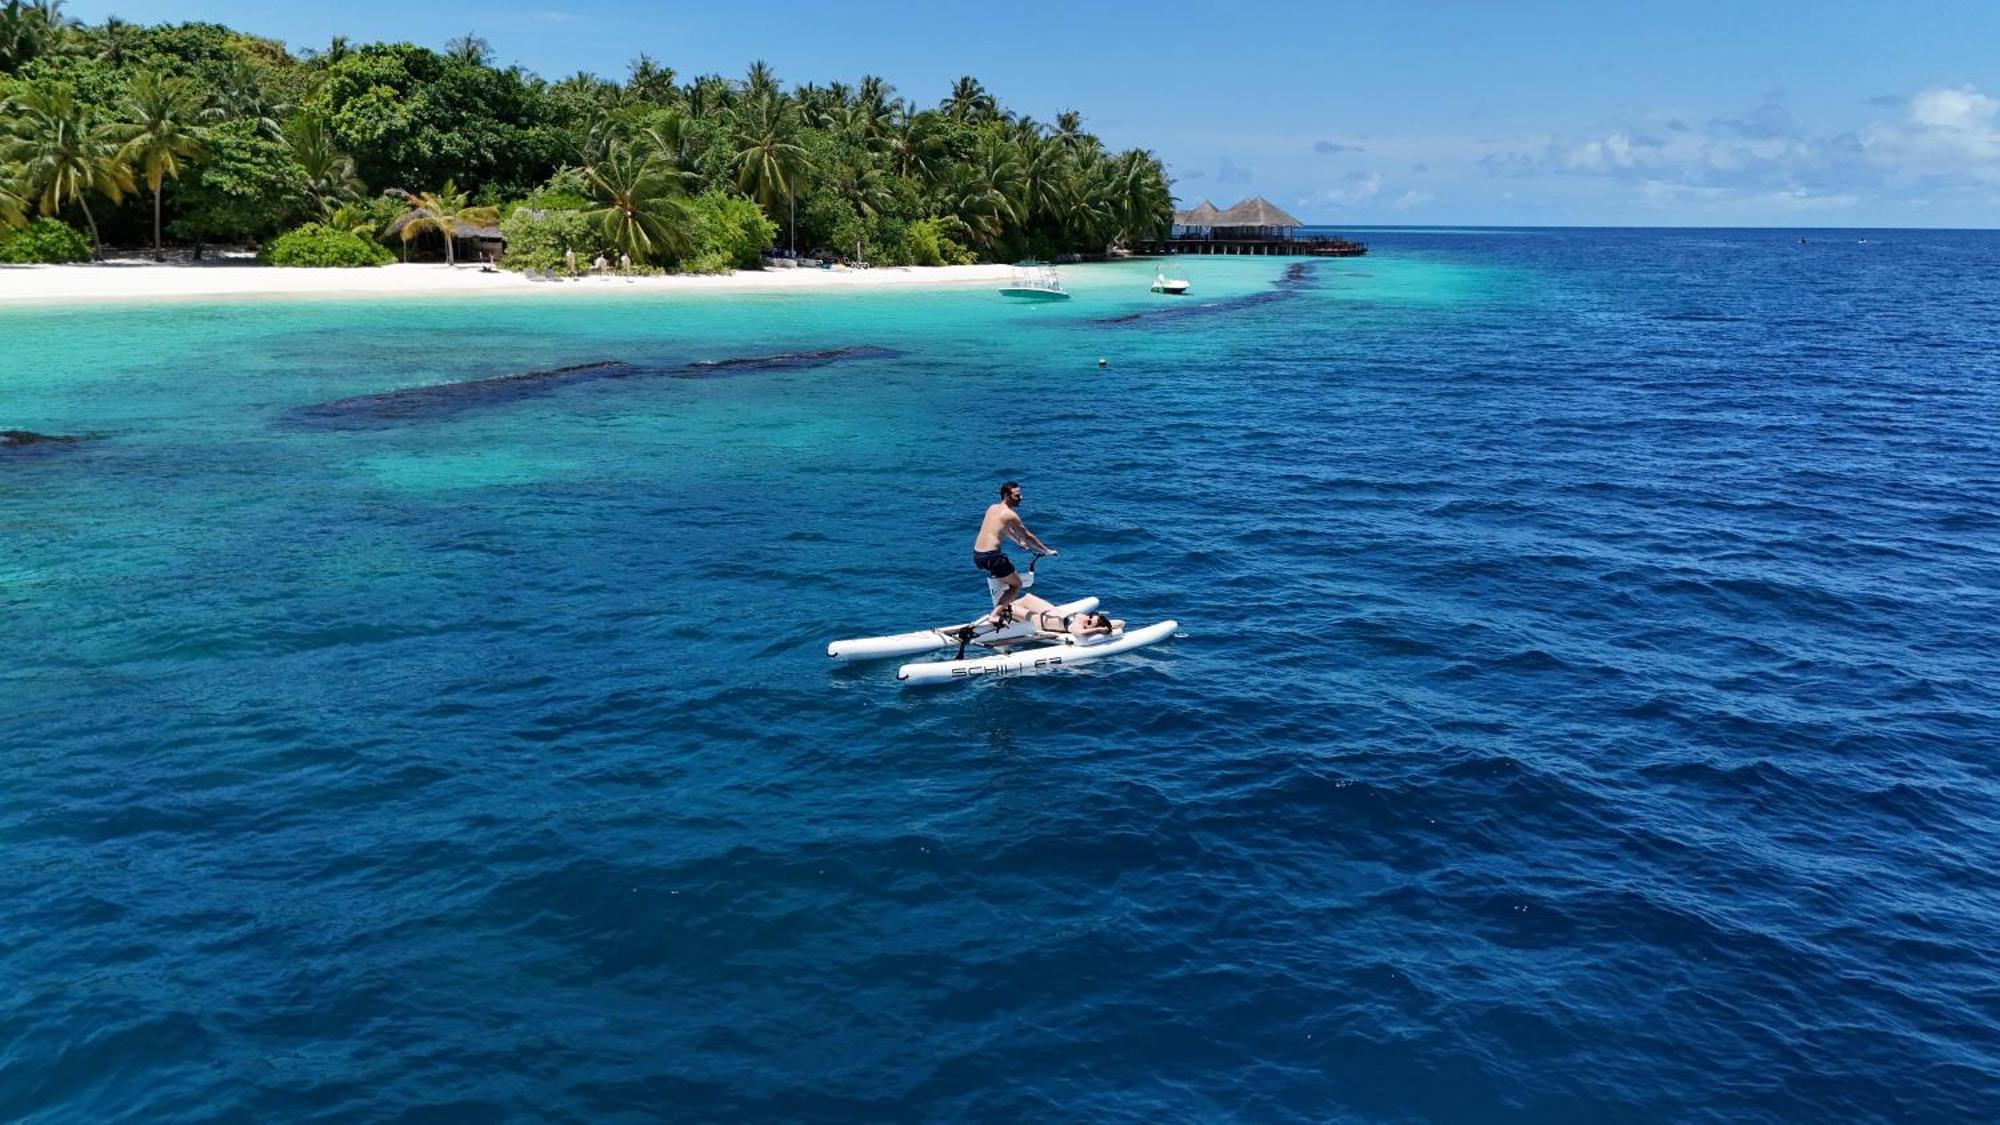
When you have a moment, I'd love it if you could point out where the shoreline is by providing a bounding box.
[0,259,1024,307]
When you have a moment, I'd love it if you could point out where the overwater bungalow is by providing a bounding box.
[1145,196,1366,257]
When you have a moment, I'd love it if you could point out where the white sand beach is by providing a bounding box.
[0,258,1021,305]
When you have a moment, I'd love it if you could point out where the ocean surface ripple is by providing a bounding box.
[4,229,1999,1121]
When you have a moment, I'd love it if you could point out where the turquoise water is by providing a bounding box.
[5,235,1998,1121]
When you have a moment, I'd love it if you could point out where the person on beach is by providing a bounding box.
[973,480,1053,618]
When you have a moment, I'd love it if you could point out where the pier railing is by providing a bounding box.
[1138,234,1368,257]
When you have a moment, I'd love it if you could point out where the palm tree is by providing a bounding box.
[113,71,209,261]
[0,81,132,258]
[284,113,363,217]
[0,174,27,231]
[553,70,617,107]
[1103,149,1173,247]
[0,0,51,73]
[857,75,894,114]
[639,115,703,193]
[1051,110,1086,152]
[90,15,141,64]
[795,83,838,131]
[1017,133,1069,231]
[941,135,1023,253]
[625,54,676,105]
[829,155,893,222]
[304,35,351,66]
[730,96,807,213]
[582,142,694,264]
[887,108,944,185]
[444,32,491,66]
[846,76,896,151]
[741,59,781,105]
[1060,148,1114,247]
[384,180,498,266]
[686,74,734,123]
[943,76,996,123]
[209,59,288,139]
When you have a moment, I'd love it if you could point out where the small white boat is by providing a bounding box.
[1151,270,1190,295]
[999,260,1070,301]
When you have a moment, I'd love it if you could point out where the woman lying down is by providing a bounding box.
[980,593,1123,636]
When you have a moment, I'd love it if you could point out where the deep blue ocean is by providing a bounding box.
[4,228,1998,1122]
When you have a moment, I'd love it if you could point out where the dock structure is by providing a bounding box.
[1139,196,1367,257]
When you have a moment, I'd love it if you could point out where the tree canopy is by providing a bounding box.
[0,12,1176,267]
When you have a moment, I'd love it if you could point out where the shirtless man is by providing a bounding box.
[972,480,1053,616]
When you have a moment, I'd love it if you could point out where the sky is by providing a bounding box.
[66,0,2000,227]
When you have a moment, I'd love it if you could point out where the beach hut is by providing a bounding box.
[1172,199,1223,238]
[1143,196,1366,257]
[457,223,506,263]
[1210,197,1304,241]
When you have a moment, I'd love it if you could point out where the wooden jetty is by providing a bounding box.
[1136,196,1367,257]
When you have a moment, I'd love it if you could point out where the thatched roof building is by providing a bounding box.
[1173,199,1224,231]
[1212,197,1303,230]
[1172,196,1303,239]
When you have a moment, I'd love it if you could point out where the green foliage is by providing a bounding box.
[902,217,971,267]
[308,43,568,199]
[328,195,396,237]
[0,215,90,261]
[504,167,590,219]
[869,216,911,266]
[283,113,362,218]
[259,221,391,266]
[581,142,694,265]
[795,191,854,258]
[1,79,133,255]
[677,249,732,275]
[0,0,57,75]
[166,117,302,244]
[686,189,774,270]
[0,14,1174,263]
[498,205,594,272]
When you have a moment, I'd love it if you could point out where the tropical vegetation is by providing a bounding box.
[259,221,391,267]
[0,7,1175,270]
[0,214,88,261]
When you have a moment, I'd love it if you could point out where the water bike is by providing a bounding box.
[826,551,1180,684]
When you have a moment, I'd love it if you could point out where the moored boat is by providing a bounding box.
[999,261,1070,301]
[1151,270,1190,295]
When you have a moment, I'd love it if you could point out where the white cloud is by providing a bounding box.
[1390,190,1434,211]
[1909,86,2000,133]
[1217,157,1254,184]
[1564,133,1643,173]
[1307,172,1383,207]
[1861,85,2000,179]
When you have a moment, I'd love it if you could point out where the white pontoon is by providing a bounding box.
[826,553,1178,684]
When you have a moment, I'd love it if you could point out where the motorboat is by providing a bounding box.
[999,261,1070,301]
[1151,270,1190,295]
